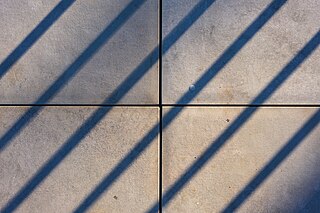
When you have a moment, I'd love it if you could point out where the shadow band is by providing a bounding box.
[0,0,148,212]
[74,0,288,212]
[147,29,319,213]
[222,108,320,212]
[0,0,76,79]
[0,0,148,151]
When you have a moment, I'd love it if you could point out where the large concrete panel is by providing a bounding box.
[162,0,320,104]
[0,107,159,212]
[0,0,158,104]
[163,107,320,212]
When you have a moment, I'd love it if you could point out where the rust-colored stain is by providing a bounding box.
[5,63,26,87]
[218,86,234,103]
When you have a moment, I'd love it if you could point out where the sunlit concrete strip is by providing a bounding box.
[0,0,216,211]
[0,107,159,212]
[73,0,288,212]
[0,0,158,104]
[0,0,76,79]
[0,0,149,151]
[222,108,320,212]
[163,0,320,104]
[160,107,320,212]
[147,29,320,213]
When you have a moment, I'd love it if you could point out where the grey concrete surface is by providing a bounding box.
[162,0,320,104]
[1,0,319,212]
[163,107,320,212]
[0,107,159,212]
[0,0,158,104]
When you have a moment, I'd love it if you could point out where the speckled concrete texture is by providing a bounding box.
[163,107,320,212]
[0,0,158,104]
[162,0,320,104]
[1,0,320,212]
[0,107,159,213]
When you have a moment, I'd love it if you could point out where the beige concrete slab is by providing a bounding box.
[162,0,320,104]
[0,107,159,212]
[163,107,320,212]
[0,0,158,104]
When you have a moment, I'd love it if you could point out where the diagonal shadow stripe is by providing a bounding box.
[72,0,226,212]
[0,0,218,212]
[174,0,287,104]
[147,30,320,213]
[222,108,320,213]
[0,46,157,212]
[0,0,148,152]
[0,0,76,79]
[73,1,287,212]
[0,0,151,212]
[162,0,217,54]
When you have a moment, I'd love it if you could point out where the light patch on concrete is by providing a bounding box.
[0,107,159,212]
[0,0,158,104]
[162,0,320,104]
[163,107,320,212]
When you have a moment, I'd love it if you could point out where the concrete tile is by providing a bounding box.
[0,0,158,104]
[0,107,159,212]
[163,107,320,212]
[162,0,320,104]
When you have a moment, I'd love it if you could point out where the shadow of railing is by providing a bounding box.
[0,0,218,212]
[222,108,320,213]
[147,29,320,213]
[72,0,287,212]
[3,0,315,212]
[0,0,76,79]
[0,0,152,212]
[0,0,148,151]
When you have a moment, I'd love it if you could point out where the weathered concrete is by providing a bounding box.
[0,0,158,104]
[1,0,319,212]
[163,107,320,212]
[162,0,320,104]
[0,107,159,212]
